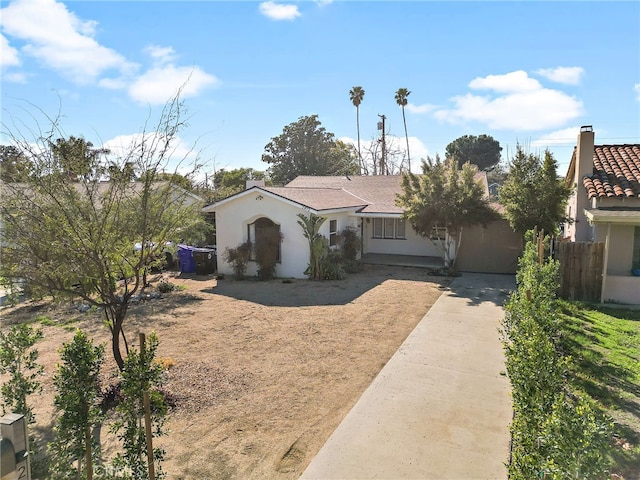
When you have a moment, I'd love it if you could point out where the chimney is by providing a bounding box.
[246,179,265,189]
[573,126,595,241]
[576,126,595,180]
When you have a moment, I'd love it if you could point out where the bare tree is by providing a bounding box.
[1,92,210,370]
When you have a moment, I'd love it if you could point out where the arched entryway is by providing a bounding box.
[248,217,282,278]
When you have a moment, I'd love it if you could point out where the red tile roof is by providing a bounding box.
[583,145,640,199]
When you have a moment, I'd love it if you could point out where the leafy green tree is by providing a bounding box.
[155,172,194,192]
[394,88,411,171]
[111,333,167,480]
[49,330,105,480]
[445,134,503,171]
[211,167,265,200]
[397,156,500,272]
[0,95,210,371]
[349,86,365,173]
[261,115,359,185]
[498,146,572,235]
[0,324,44,424]
[0,145,32,182]
[51,136,110,181]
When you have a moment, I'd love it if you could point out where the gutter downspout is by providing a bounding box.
[600,222,611,304]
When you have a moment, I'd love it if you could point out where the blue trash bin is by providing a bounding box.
[177,245,196,274]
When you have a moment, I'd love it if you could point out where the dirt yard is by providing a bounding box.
[1,265,449,479]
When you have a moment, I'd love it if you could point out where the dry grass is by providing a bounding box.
[1,265,448,479]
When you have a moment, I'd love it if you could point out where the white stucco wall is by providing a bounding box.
[602,275,640,305]
[594,224,635,275]
[215,192,312,278]
[216,193,366,279]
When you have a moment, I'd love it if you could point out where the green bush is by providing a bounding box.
[338,226,360,261]
[157,281,175,293]
[0,324,44,424]
[502,231,611,479]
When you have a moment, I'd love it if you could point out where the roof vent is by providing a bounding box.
[580,125,593,133]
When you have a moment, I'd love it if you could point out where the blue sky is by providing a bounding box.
[1,0,639,178]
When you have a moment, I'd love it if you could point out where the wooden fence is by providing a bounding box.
[554,240,604,302]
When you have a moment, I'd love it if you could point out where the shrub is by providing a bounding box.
[111,333,167,479]
[502,231,611,479]
[157,281,175,293]
[338,226,360,261]
[0,323,44,424]
[48,330,105,479]
[223,242,252,280]
[321,251,346,280]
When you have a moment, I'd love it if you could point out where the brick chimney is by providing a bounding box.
[573,126,595,241]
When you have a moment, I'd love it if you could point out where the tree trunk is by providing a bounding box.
[107,305,129,371]
[111,321,125,371]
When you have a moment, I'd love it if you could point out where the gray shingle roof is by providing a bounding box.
[285,175,405,214]
[263,186,369,211]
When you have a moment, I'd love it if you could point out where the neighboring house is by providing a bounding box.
[0,180,205,247]
[204,173,521,279]
[563,126,640,304]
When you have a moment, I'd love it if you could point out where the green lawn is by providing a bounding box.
[559,302,640,478]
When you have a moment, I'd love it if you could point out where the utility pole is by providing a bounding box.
[377,114,386,175]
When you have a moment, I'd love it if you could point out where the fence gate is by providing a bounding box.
[554,241,604,302]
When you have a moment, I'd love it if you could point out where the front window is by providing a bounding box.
[329,219,338,247]
[372,218,406,240]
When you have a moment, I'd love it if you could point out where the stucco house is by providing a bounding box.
[204,173,521,279]
[563,126,640,304]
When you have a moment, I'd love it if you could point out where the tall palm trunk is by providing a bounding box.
[356,105,362,174]
[395,88,411,172]
[402,106,410,172]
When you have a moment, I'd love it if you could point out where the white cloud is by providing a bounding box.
[98,77,128,90]
[315,0,333,6]
[259,1,301,21]
[469,70,541,93]
[535,67,584,85]
[3,71,27,83]
[531,127,580,147]
[144,45,177,65]
[0,33,20,68]
[0,0,135,83]
[435,70,584,131]
[635,83,640,101]
[128,65,219,105]
[406,103,436,114]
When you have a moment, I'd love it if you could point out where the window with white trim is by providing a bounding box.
[372,218,406,240]
[329,219,338,247]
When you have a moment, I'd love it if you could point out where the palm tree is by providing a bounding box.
[349,86,365,174]
[395,88,411,172]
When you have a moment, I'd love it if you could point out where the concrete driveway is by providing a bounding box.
[300,273,515,480]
